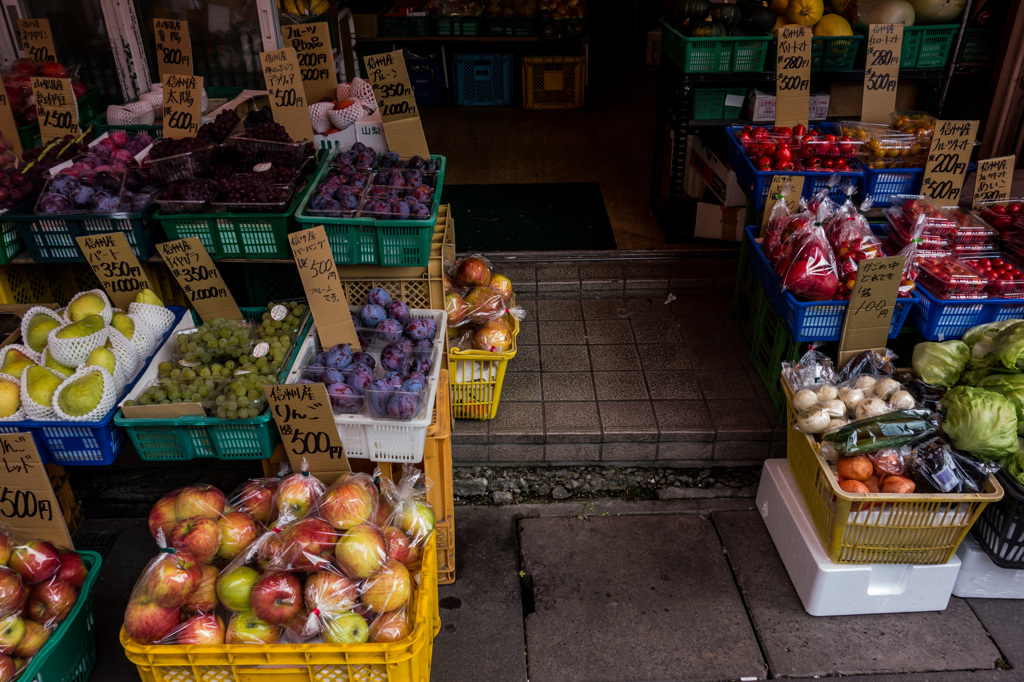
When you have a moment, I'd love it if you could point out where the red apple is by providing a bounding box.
[323,611,369,644]
[148,491,179,541]
[304,570,357,615]
[334,524,386,580]
[464,286,505,324]
[360,559,412,613]
[38,62,67,78]
[27,578,76,625]
[182,564,219,614]
[144,551,201,609]
[319,476,378,530]
[0,568,25,616]
[383,526,414,565]
[9,541,60,585]
[124,594,180,644]
[218,512,258,561]
[275,472,323,524]
[489,274,513,303]
[375,496,395,528]
[226,610,280,644]
[216,565,259,613]
[445,292,468,326]
[282,518,336,571]
[369,609,411,643]
[251,571,303,625]
[174,485,225,520]
[233,479,278,524]
[0,616,24,656]
[11,619,48,658]
[176,613,224,645]
[56,551,87,590]
[170,516,222,564]
[395,500,435,546]
[0,654,14,682]
[454,256,492,289]
[0,534,11,566]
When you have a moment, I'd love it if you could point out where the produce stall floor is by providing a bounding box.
[81,498,1021,681]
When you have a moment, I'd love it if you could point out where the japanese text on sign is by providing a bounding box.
[973,156,1015,209]
[289,226,360,349]
[282,22,338,103]
[267,383,350,475]
[31,77,79,144]
[921,119,978,206]
[760,175,805,234]
[838,256,906,367]
[75,232,151,309]
[260,48,314,143]
[19,19,56,63]
[862,24,902,124]
[157,237,242,321]
[154,18,193,77]
[775,26,811,128]
[362,51,430,157]
[162,73,203,139]
[0,433,72,548]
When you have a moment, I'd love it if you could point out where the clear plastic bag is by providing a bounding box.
[896,214,927,297]
[761,184,794,266]
[781,345,837,392]
[835,446,914,493]
[123,539,207,644]
[838,350,898,383]
[909,437,997,493]
[146,483,235,564]
[780,221,840,301]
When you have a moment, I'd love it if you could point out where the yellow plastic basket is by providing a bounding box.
[121,536,440,682]
[783,382,1003,564]
[448,313,519,420]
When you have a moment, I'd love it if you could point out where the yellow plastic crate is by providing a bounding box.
[121,536,440,682]
[523,55,585,110]
[783,382,1003,564]
[448,312,519,420]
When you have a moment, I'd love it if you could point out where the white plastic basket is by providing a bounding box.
[283,307,446,463]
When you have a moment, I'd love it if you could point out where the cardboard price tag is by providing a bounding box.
[267,383,350,476]
[289,226,360,349]
[921,119,978,207]
[75,232,151,310]
[862,24,903,124]
[154,18,193,77]
[18,18,57,63]
[283,22,338,104]
[0,74,22,159]
[260,48,315,143]
[0,433,72,549]
[775,26,812,128]
[162,73,203,139]
[157,237,243,321]
[31,77,79,144]
[838,255,906,367]
[363,50,430,158]
[760,175,805,235]
[973,155,1015,209]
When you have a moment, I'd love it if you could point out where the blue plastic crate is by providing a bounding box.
[744,226,916,342]
[453,53,513,106]
[0,306,186,464]
[910,288,1024,340]
[726,127,863,210]
[859,163,923,207]
[407,54,445,106]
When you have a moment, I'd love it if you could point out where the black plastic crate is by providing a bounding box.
[972,470,1024,569]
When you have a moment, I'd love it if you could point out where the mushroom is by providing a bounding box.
[792,388,819,412]
[795,408,831,434]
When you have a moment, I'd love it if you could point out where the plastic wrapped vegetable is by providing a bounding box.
[823,409,936,456]
[911,340,969,388]
[781,345,837,392]
[896,368,946,412]
[941,386,1019,461]
[838,350,897,383]
[993,321,1024,370]
[896,214,927,297]
[771,206,815,272]
[761,187,793,265]
[977,373,1024,435]
[909,437,996,494]
[779,222,840,301]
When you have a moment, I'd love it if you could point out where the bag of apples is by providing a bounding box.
[445,253,523,354]
[0,524,91,676]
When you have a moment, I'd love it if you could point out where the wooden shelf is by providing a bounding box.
[358,35,543,43]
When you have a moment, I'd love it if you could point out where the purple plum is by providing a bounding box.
[323,343,354,369]
[327,382,361,414]
[401,379,424,394]
[360,303,387,327]
[383,372,404,390]
[403,371,426,385]
[366,378,392,415]
[375,318,403,343]
[49,174,79,197]
[380,342,406,372]
[351,352,375,370]
[404,355,432,377]
[386,392,418,420]
[396,337,414,355]
[322,368,346,386]
[404,317,436,342]
[345,364,374,395]
[385,300,409,323]
[413,339,433,354]
[367,286,392,308]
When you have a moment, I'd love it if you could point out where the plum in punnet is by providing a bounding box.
[401,379,424,394]
[136,133,153,147]
[322,368,345,386]
[389,200,410,220]
[366,287,392,308]
[346,365,374,395]
[413,339,433,354]
[49,174,78,197]
[386,301,408,323]
[91,145,111,160]
[375,318,403,343]
[404,371,426,385]
[90,192,120,213]
[408,155,425,169]
[386,392,417,419]
[324,343,354,369]
[380,343,406,373]
[383,372,404,390]
[380,151,400,168]
[351,352,375,370]
[410,203,431,219]
[110,131,130,147]
[327,382,361,414]
[359,304,387,327]
[337,194,358,211]
[367,378,392,415]
[404,317,436,342]
[39,193,71,213]
[351,142,367,153]
[71,186,94,208]
[410,186,431,202]
[396,337,414,355]
[405,355,431,377]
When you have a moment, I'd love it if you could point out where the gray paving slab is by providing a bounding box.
[520,514,767,682]
[433,507,529,682]
[967,597,1024,668]
[713,510,1003,678]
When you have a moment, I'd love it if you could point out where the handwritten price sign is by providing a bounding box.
[157,237,243,321]
[973,155,1015,210]
[921,119,978,206]
[260,48,314,143]
[18,19,56,63]
[154,18,193,77]
[760,175,805,234]
[289,226,360,349]
[775,26,811,128]
[283,23,337,103]
[31,77,79,144]
[162,73,203,139]
[862,24,903,124]
[267,383,350,476]
[0,74,22,159]
[76,232,151,309]
[838,256,906,367]
[0,433,72,548]
[362,50,429,157]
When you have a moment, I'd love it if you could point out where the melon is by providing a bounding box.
[833,0,916,26]
[908,0,964,24]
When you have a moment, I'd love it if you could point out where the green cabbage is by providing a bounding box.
[942,386,1019,461]
[978,374,1024,435]
[994,321,1024,370]
[963,319,1021,356]
[912,340,970,387]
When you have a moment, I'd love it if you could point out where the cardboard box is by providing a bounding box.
[695,201,745,242]
[315,109,387,152]
[745,89,831,122]
[353,13,379,39]
[688,135,746,207]
[647,29,662,66]
[826,80,918,118]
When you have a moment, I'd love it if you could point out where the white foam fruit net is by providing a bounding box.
[309,101,333,134]
[350,77,378,111]
[336,83,352,101]
[19,365,64,421]
[47,323,109,369]
[19,307,63,351]
[51,366,118,423]
[63,289,113,326]
[128,302,175,338]
[1,343,41,369]
[0,373,25,422]
[106,328,141,388]
[328,104,362,131]
[124,101,156,125]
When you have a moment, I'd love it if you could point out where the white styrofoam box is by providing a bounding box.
[757,459,961,616]
[315,110,386,153]
[952,534,1024,599]
[117,312,202,407]
[284,307,447,463]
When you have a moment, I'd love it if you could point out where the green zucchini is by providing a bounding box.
[824,409,937,456]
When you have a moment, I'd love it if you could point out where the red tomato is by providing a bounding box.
[1009,203,1022,214]
[793,124,807,136]
[773,147,792,163]
[757,156,773,171]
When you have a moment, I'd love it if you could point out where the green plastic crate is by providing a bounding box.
[0,215,23,265]
[959,28,997,64]
[812,35,863,70]
[749,284,801,423]
[114,307,312,461]
[902,24,958,68]
[19,551,101,682]
[659,19,771,73]
[294,151,447,267]
[691,87,747,120]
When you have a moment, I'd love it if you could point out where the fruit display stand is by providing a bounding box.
[855,23,959,69]
[782,381,1003,565]
[449,309,520,420]
[121,536,439,682]
[113,306,312,461]
[19,550,102,682]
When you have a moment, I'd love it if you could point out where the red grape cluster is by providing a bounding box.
[196,109,241,145]
[216,174,288,204]
[157,178,217,213]
[246,121,293,143]
[149,136,210,160]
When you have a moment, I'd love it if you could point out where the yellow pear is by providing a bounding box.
[134,289,164,307]
[85,346,116,375]
[43,350,74,377]
[55,315,105,339]
[1,348,35,376]
[0,378,19,417]
[57,371,104,417]
[110,312,135,339]
[67,293,106,322]
[25,314,59,353]
[24,366,63,407]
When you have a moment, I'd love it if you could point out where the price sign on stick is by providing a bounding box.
[31,77,79,144]
[18,19,57,63]
[921,119,978,207]
[838,255,906,367]
[289,226,360,349]
[75,232,151,310]
[283,22,338,104]
[862,24,903,124]
[973,155,1015,209]
[0,74,22,159]
[260,48,315,143]
[775,26,812,128]
[154,18,193,77]
[157,237,243,321]
[363,50,430,158]
[760,175,805,235]
[0,433,72,549]
[267,383,350,478]
[162,73,203,139]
